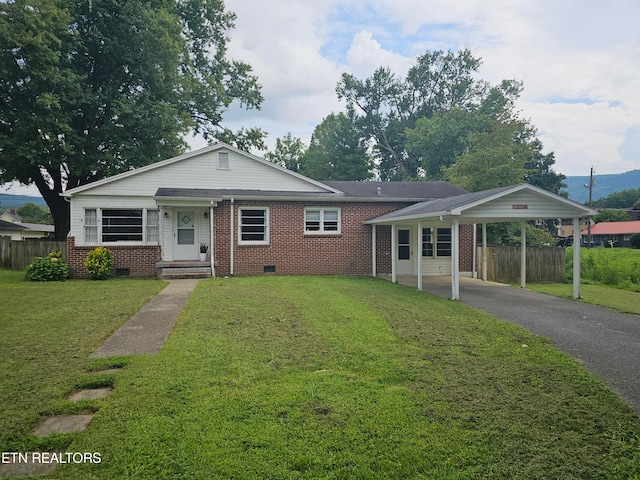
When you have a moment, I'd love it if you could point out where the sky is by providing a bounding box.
[3,0,639,196]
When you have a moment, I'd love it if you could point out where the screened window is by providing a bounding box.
[84,209,98,243]
[421,228,433,257]
[305,208,341,234]
[217,152,230,169]
[421,227,451,257]
[102,209,143,242]
[436,228,452,257]
[239,208,269,244]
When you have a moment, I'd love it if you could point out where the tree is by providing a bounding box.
[17,202,53,224]
[264,133,306,173]
[336,49,520,180]
[593,209,631,223]
[301,113,373,181]
[0,0,263,239]
[592,188,640,209]
[442,120,531,191]
[630,232,640,249]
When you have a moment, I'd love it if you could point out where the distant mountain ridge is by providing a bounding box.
[561,170,640,203]
[0,193,47,210]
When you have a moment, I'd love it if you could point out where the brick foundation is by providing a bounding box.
[67,236,161,279]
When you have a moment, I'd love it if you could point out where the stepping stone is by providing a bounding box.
[34,415,93,437]
[68,387,113,402]
[0,455,56,478]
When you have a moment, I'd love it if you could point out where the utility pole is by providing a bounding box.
[586,167,595,248]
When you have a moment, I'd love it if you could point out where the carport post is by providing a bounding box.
[573,218,581,298]
[371,224,377,277]
[417,221,423,291]
[520,221,527,289]
[391,224,397,284]
[482,223,487,281]
[451,219,460,300]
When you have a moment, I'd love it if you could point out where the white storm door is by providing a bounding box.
[396,228,414,275]
[174,211,198,260]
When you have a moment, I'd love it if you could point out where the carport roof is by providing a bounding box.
[365,183,596,225]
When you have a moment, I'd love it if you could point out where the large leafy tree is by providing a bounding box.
[264,132,306,173]
[301,112,372,181]
[0,0,263,239]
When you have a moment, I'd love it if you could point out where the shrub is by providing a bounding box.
[630,232,640,249]
[25,251,70,282]
[85,247,113,280]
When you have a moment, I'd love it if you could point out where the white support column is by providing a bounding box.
[371,224,377,278]
[472,223,477,279]
[573,218,581,298]
[417,221,423,291]
[482,223,487,281]
[451,219,460,300]
[520,221,527,289]
[209,203,215,277]
[230,198,235,276]
[391,224,397,284]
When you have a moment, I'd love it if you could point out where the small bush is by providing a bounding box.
[25,251,70,282]
[630,232,640,249]
[85,247,113,280]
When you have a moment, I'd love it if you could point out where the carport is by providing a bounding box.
[366,183,597,300]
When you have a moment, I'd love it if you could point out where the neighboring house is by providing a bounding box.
[62,143,472,279]
[62,143,596,295]
[0,210,54,240]
[581,221,640,248]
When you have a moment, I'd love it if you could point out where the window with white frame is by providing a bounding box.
[84,208,159,244]
[421,227,451,257]
[217,151,230,169]
[305,208,341,234]
[84,209,98,243]
[239,207,269,244]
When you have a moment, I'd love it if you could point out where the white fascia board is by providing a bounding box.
[364,210,451,225]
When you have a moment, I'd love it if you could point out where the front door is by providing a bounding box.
[174,211,198,260]
[397,228,413,275]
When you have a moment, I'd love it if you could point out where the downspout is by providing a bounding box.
[209,201,215,278]
[230,198,235,277]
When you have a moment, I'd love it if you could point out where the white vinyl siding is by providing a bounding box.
[305,208,341,234]
[239,207,269,244]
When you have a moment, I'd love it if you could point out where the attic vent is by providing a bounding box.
[217,152,230,170]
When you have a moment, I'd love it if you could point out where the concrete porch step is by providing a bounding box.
[161,266,211,280]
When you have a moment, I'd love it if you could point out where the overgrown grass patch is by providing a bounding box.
[0,269,165,453]
[568,247,640,291]
[57,276,640,479]
[527,282,640,315]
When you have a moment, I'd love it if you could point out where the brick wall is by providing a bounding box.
[212,201,410,277]
[67,236,161,279]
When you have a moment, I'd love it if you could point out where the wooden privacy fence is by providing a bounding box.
[476,245,566,284]
[0,236,68,271]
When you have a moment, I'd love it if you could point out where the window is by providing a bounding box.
[84,208,158,244]
[436,228,452,257]
[421,227,451,257]
[421,228,433,257]
[217,152,230,169]
[84,209,98,243]
[239,208,269,244]
[146,209,159,243]
[102,209,143,242]
[305,208,341,234]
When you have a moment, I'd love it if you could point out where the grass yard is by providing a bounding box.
[526,282,640,315]
[0,269,165,455]
[15,275,634,479]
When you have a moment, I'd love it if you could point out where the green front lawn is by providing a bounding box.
[526,282,640,315]
[1,272,639,478]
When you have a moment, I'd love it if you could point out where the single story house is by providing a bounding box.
[62,143,596,299]
[0,211,54,240]
[581,221,640,248]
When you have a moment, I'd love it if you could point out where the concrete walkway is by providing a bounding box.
[398,276,640,416]
[91,279,199,358]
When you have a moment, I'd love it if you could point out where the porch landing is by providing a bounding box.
[156,261,212,280]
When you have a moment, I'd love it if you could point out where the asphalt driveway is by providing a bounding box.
[411,276,640,416]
